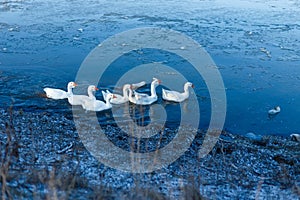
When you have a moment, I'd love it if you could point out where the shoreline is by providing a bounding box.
[0,107,299,199]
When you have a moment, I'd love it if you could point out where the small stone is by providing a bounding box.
[290,134,300,142]
[245,132,262,141]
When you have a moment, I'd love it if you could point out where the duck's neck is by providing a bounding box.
[183,84,190,95]
[67,86,73,96]
[127,88,134,101]
[87,89,95,99]
[123,85,130,99]
[150,83,158,97]
[105,98,112,107]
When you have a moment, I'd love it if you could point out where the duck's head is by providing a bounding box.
[123,84,131,90]
[186,82,194,88]
[68,81,78,88]
[88,85,99,91]
[107,93,117,99]
[152,77,162,85]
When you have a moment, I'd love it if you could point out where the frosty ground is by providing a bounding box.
[0,108,299,199]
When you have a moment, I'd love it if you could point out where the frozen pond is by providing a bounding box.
[0,0,300,136]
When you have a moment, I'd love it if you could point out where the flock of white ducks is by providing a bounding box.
[44,79,300,142]
[44,78,194,112]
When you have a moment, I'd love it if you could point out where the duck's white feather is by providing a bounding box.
[105,82,146,104]
[162,82,193,103]
[82,93,115,111]
[43,81,77,100]
[128,78,160,105]
[44,88,68,99]
[69,85,98,107]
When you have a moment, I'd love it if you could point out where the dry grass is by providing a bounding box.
[1,106,299,199]
[1,106,18,200]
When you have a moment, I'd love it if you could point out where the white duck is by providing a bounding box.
[82,93,116,112]
[162,82,194,102]
[68,85,98,106]
[128,78,161,105]
[43,81,77,99]
[102,81,146,104]
[268,106,280,115]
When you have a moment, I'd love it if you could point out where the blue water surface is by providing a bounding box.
[0,0,299,136]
